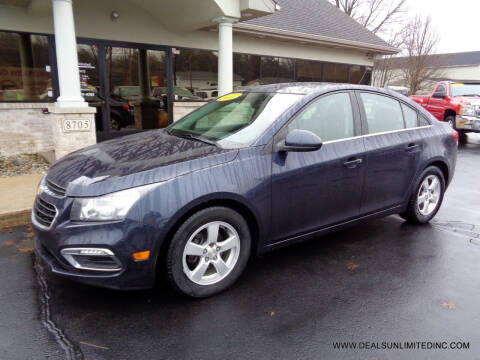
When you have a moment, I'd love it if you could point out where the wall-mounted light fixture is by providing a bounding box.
[110,11,120,22]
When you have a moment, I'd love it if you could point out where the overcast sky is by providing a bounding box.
[405,0,479,54]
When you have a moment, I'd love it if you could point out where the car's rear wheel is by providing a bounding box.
[400,166,445,224]
[166,207,251,297]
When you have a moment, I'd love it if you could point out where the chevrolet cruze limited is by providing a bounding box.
[33,84,457,297]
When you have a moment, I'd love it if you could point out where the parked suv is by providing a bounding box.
[33,84,457,297]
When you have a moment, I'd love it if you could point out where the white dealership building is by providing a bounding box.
[0,0,397,160]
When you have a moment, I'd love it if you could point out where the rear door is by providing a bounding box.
[270,91,366,243]
[357,91,423,214]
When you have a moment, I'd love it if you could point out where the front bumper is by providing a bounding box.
[456,115,480,132]
[32,193,160,290]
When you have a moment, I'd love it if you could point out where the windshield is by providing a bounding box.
[450,83,480,97]
[168,92,303,147]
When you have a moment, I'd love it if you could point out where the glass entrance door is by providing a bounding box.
[77,43,105,132]
[106,47,169,134]
[76,40,171,142]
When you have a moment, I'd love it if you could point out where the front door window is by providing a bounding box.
[287,92,355,142]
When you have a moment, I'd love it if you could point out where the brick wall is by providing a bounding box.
[0,103,54,156]
[0,103,96,160]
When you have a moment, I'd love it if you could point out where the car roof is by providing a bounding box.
[241,82,392,95]
[241,82,434,121]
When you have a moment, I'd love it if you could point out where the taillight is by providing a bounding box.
[452,130,459,145]
[122,104,129,110]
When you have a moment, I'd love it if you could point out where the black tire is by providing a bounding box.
[445,115,456,129]
[166,207,251,298]
[400,166,445,224]
[458,131,468,144]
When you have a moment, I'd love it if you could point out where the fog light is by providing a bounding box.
[61,247,122,272]
[132,250,150,261]
[79,249,110,255]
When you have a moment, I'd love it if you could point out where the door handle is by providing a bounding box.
[405,143,421,153]
[343,158,363,168]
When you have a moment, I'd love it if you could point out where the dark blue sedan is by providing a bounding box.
[33,83,457,297]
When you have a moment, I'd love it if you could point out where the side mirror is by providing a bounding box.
[277,129,323,152]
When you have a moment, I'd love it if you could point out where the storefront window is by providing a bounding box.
[260,56,278,85]
[174,49,218,100]
[349,65,368,84]
[0,31,53,101]
[296,60,323,82]
[277,58,295,83]
[324,63,349,83]
[233,53,260,89]
[260,56,294,84]
[362,67,372,85]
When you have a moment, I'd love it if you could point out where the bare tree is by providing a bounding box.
[371,29,404,87]
[400,15,443,94]
[329,0,407,34]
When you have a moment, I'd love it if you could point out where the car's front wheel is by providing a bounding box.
[445,115,455,129]
[400,166,445,224]
[166,207,251,297]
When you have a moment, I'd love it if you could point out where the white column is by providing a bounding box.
[213,16,238,96]
[52,0,86,107]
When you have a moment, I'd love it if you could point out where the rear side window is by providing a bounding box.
[401,104,418,128]
[419,116,431,126]
[360,93,404,134]
[287,92,354,142]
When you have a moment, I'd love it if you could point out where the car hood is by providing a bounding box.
[455,96,480,106]
[46,129,238,197]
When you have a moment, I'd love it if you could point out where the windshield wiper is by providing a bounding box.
[173,132,218,146]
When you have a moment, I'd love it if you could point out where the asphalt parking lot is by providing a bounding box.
[2,135,480,360]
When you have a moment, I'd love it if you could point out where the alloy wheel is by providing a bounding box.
[182,221,240,285]
[417,175,441,216]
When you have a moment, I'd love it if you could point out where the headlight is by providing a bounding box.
[460,104,475,116]
[70,183,157,221]
[36,176,45,195]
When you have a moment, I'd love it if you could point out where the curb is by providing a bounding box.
[0,208,31,227]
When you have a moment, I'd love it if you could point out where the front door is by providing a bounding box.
[271,91,365,243]
[357,91,421,213]
[427,84,447,120]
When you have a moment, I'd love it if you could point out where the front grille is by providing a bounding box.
[34,197,57,228]
[45,178,66,197]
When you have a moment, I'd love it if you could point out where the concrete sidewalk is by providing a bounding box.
[0,173,43,227]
